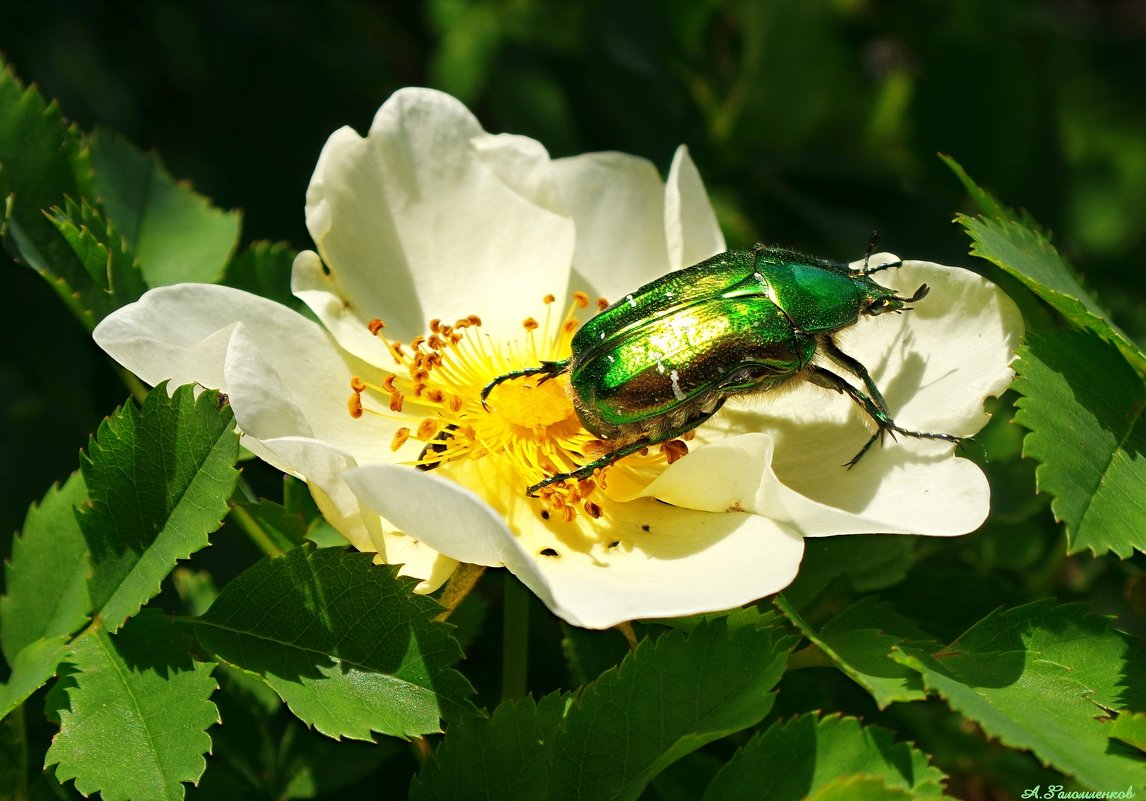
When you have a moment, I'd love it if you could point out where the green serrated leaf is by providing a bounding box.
[806,775,921,801]
[1109,711,1146,753]
[1013,329,1146,557]
[89,130,240,287]
[702,713,950,801]
[45,610,219,801]
[776,595,934,708]
[80,384,239,631]
[194,546,475,741]
[410,693,568,801]
[892,600,1146,789]
[561,623,631,686]
[414,616,792,801]
[940,153,1013,224]
[47,197,146,308]
[222,240,303,312]
[947,158,1146,373]
[193,666,394,801]
[1,472,91,664]
[0,636,70,720]
[550,617,794,801]
[0,61,104,327]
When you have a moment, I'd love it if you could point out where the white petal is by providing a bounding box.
[644,432,989,537]
[260,436,456,588]
[298,87,575,349]
[551,151,673,301]
[346,463,805,629]
[664,145,725,270]
[850,259,1025,433]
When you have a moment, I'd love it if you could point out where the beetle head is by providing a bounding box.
[863,282,930,316]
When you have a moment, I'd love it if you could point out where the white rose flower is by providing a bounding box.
[93,88,1023,628]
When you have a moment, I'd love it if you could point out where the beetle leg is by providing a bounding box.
[806,365,962,467]
[818,336,890,416]
[416,423,460,471]
[526,402,726,497]
[481,360,570,410]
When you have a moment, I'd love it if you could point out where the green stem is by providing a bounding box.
[501,573,529,702]
[228,501,284,557]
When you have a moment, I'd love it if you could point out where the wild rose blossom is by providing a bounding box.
[93,88,1023,628]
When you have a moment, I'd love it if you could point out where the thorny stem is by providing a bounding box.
[228,499,285,557]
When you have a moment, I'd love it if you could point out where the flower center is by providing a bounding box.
[346,292,663,523]
[494,375,580,437]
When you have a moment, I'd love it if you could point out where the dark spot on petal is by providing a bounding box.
[321,262,331,276]
[640,524,651,533]
[540,510,551,520]
[608,540,620,549]
[540,547,560,558]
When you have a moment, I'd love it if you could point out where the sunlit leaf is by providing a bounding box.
[80,384,239,631]
[45,611,219,801]
[195,546,476,741]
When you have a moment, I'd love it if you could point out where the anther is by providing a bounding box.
[391,427,410,451]
[562,318,578,335]
[411,335,425,350]
[467,314,482,326]
[543,293,556,304]
[596,297,609,311]
[426,388,445,404]
[583,501,602,519]
[661,439,689,464]
[448,394,463,412]
[416,418,438,440]
[573,291,590,309]
[389,391,405,412]
[350,375,366,393]
[561,506,576,524]
[522,317,539,331]
[382,374,398,392]
[348,393,364,419]
[429,318,441,333]
[368,319,386,335]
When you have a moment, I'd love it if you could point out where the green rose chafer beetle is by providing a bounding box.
[482,243,960,496]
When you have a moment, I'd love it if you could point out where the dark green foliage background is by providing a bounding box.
[2,2,1146,799]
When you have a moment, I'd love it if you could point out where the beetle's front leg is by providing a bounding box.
[481,359,570,409]
[818,336,890,416]
[526,403,725,497]
[806,364,962,467]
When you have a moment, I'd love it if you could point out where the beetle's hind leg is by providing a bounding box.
[806,364,962,467]
[481,360,570,410]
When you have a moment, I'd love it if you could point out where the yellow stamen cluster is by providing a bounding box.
[344,293,678,524]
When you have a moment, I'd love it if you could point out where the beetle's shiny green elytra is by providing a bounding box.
[482,243,960,496]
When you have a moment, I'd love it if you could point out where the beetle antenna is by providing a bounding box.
[907,283,930,303]
[863,230,879,271]
[859,231,903,275]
